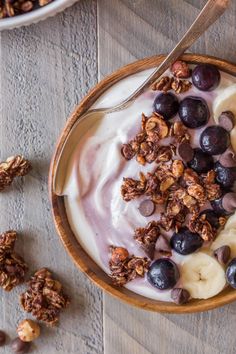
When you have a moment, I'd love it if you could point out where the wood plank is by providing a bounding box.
[104,295,236,354]
[0,1,103,353]
[98,1,236,353]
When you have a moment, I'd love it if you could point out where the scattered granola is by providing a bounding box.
[201,170,221,201]
[20,268,69,326]
[159,209,187,232]
[0,231,28,291]
[109,246,150,286]
[188,213,216,241]
[0,0,53,19]
[0,155,31,191]
[134,221,160,258]
[121,175,146,201]
[169,121,190,144]
[121,113,171,165]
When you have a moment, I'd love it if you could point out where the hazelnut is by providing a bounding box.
[111,247,129,264]
[17,319,40,342]
[170,60,191,78]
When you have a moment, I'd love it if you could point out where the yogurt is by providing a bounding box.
[62,66,236,302]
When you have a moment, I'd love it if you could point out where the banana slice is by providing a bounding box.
[211,228,236,257]
[224,212,236,230]
[213,84,236,151]
[213,84,236,121]
[181,252,226,299]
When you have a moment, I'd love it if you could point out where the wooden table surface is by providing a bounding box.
[0,0,236,353]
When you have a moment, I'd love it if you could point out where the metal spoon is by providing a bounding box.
[53,0,229,196]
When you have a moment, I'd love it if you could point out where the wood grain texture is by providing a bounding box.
[0,1,103,353]
[97,1,236,353]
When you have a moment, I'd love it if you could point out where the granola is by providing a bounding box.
[121,174,146,201]
[0,155,31,191]
[0,230,28,291]
[189,213,216,241]
[109,247,150,286]
[20,268,69,326]
[134,221,160,258]
[121,113,170,165]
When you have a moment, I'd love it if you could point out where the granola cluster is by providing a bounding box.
[121,158,184,203]
[121,113,170,164]
[0,155,31,191]
[0,0,53,19]
[0,231,28,291]
[20,268,69,326]
[109,247,150,286]
[134,221,160,258]
[164,169,221,231]
[121,113,190,166]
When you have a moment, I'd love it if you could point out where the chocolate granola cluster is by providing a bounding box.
[20,268,69,326]
[109,247,150,286]
[0,155,31,191]
[0,231,28,291]
[121,113,190,166]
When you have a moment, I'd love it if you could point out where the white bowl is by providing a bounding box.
[0,0,78,30]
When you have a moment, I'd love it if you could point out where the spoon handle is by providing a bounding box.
[108,0,229,113]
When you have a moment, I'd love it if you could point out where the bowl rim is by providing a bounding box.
[0,0,77,30]
[49,53,236,313]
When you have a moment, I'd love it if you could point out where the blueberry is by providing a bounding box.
[192,64,220,91]
[153,92,179,120]
[147,258,179,290]
[179,96,209,128]
[211,196,231,216]
[214,161,236,189]
[170,227,203,255]
[226,258,236,289]
[200,126,230,155]
[188,148,214,173]
[199,209,220,229]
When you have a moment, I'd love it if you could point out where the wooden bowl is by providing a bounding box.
[49,54,236,313]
